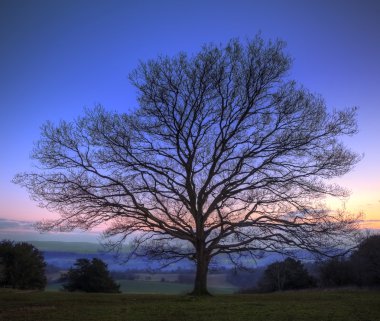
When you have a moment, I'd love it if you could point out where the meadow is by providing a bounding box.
[46,273,238,295]
[1,289,380,321]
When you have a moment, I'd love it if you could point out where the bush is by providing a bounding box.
[62,258,120,293]
[0,240,47,290]
[258,258,315,292]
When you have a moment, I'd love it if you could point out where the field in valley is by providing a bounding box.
[46,273,238,295]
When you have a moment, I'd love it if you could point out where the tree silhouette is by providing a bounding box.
[318,257,354,287]
[15,36,360,295]
[258,258,315,292]
[62,258,120,293]
[351,234,380,286]
[0,240,46,290]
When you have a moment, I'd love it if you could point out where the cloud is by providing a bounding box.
[360,219,380,223]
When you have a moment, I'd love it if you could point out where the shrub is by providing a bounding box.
[0,240,47,290]
[62,258,120,293]
[258,258,315,292]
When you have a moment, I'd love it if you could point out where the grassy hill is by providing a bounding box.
[29,240,102,253]
[1,289,380,321]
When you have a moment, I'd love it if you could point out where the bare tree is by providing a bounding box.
[14,36,361,295]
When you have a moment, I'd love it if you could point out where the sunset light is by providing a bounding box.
[1,1,379,250]
[1,1,380,317]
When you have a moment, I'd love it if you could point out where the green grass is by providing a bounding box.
[118,279,192,294]
[117,279,236,294]
[1,289,380,321]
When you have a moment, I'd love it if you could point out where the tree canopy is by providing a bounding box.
[258,258,315,292]
[62,258,120,293]
[14,36,360,295]
[318,257,354,287]
[0,240,47,290]
[351,234,380,286]
[318,234,380,287]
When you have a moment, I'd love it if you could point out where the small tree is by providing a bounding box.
[0,240,47,290]
[15,36,361,295]
[258,258,315,292]
[63,258,120,293]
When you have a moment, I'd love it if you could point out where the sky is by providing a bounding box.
[0,0,379,242]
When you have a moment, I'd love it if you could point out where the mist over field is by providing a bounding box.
[32,240,314,270]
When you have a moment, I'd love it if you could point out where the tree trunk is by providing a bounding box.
[190,244,211,296]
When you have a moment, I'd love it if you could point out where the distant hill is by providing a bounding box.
[29,240,320,271]
[29,240,102,253]
[29,240,192,271]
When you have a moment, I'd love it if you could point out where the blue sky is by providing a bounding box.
[1,0,379,242]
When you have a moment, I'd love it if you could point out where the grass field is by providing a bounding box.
[46,273,238,295]
[47,279,237,295]
[1,289,380,321]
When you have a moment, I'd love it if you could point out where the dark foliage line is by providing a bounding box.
[61,258,120,293]
[237,234,380,293]
[0,240,46,290]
